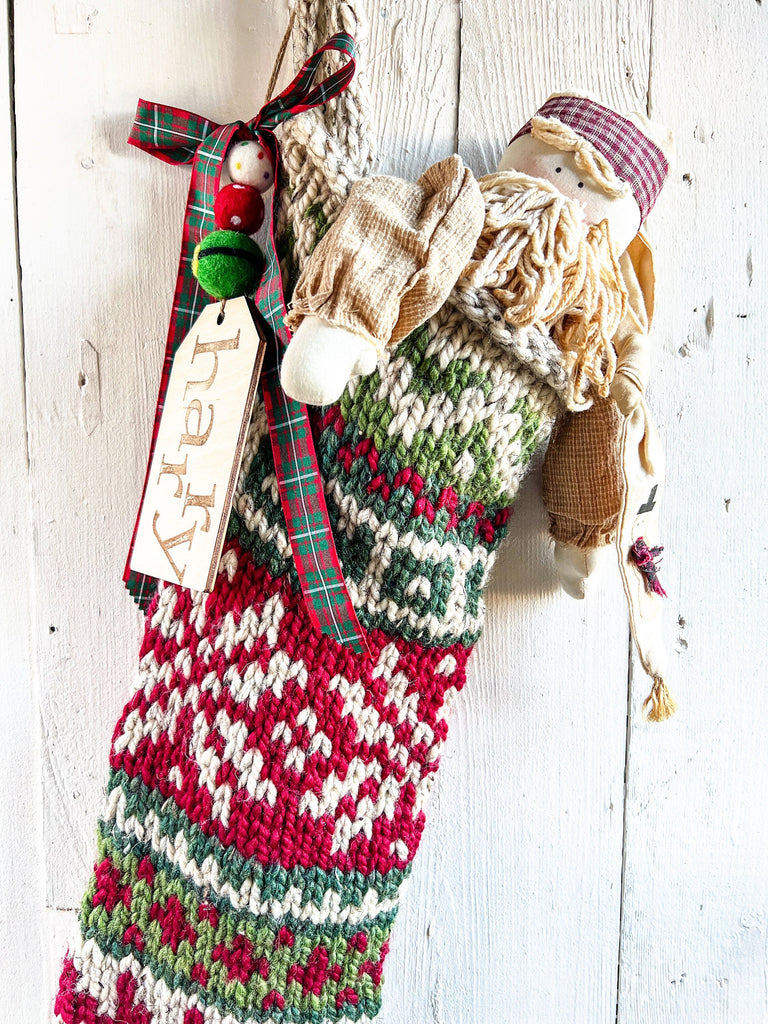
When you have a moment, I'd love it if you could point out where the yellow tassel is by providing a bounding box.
[642,676,677,722]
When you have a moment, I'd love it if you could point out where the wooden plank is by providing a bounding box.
[0,3,47,1022]
[448,2,654,1020]
[358,3,465,1019]
[458,0,653,178]
[618,2,768,1021]
[12,0,288,914]
[364,0,460,179]
[386,488,631,1023]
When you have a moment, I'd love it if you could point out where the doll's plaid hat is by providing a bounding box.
[512,93,670,222]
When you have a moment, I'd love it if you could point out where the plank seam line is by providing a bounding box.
[4,3,47,994]
[617,11,655,1013]
[614,629,634,1024]
[455,0,462,153]
[5,0,30,470]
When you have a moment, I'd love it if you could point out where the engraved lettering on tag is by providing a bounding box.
[129,298,266,592]
[180,399,214,448]
[183,483,216,532]
[157,455,188,497]
[152,514,197,585]
[184,332,241,397]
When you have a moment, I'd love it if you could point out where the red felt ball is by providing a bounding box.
[214,184,265,234]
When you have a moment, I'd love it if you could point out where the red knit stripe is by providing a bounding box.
[112,540,469,876]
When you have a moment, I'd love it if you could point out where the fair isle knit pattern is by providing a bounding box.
[228,294,564,654]
[56,559,469,1024]
[54,279,563,1024]
[54,4,570,1022]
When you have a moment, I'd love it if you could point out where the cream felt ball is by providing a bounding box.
[226,138,274,193]
[214,183,265,234]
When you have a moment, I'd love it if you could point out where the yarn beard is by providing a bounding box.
[461,170,629,408]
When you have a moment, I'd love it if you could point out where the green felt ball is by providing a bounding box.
[192,230,265,300]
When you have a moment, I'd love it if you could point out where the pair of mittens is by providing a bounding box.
[281,154,485,405]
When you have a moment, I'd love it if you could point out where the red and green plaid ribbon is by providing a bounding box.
[124,32,370,656]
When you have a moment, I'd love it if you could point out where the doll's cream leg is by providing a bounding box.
[553,541,614,599]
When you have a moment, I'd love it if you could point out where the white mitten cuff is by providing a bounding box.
[281,316,379,406]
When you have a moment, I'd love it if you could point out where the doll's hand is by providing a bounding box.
[553,541,614,600]
[281,316,379,406]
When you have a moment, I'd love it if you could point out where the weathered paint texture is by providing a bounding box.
[1,1,766,1021]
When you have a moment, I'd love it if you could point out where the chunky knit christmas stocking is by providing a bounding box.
[54,5,572,1023]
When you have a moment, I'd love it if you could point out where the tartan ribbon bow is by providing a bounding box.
[124,31,371,657]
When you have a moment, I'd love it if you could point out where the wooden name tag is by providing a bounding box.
[130,297,266,592]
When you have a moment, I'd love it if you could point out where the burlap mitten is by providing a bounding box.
[287,154,485,354]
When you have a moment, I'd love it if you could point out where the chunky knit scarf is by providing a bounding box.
[54,5,574,1023]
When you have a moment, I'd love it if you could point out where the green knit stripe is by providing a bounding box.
[506,394,543,469]
[106,769,411,909]
[321,418,512,550]
[334,323,544,504]
[95,818,400,939]
[81,833,393,1023]
[88,828,400,945]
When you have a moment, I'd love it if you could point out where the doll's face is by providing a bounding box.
[498,135,641,254]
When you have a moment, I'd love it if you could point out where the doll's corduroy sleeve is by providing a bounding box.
[286,154,485,353]
[541,235,656,548]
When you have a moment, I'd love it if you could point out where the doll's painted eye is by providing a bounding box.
[555,166,562,173]
[577,181,584,188]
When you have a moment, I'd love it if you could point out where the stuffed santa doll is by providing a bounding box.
[283,91,676,718]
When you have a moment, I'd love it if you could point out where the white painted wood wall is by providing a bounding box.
[1,1,766,1020]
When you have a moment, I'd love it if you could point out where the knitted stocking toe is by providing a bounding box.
[55,544,469,1024]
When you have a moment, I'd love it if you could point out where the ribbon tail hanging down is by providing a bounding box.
[123,32,370,657]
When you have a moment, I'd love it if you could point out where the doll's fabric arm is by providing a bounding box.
[542,395,624,549]
[542,235,657,594]
[610,234,656,414]
[286,154,484,338]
